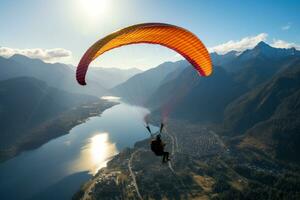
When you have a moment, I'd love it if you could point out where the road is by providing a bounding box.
[127,127,178,200]
[128,150,143,200]
[164,126,177,173]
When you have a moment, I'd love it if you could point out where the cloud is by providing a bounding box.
[271,39,300,50]
[210,33,268,54]
[281,23,292,31]
[174,53,182,58]
[0,47,72,62]
[170,53,184,62]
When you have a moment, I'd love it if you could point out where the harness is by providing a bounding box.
[151,139,164,156]
[146,123,165,156]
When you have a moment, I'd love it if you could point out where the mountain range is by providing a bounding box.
[112,41,300,163]
[0,55,140,97]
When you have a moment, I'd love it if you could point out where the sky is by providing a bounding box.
[0,0,299,70]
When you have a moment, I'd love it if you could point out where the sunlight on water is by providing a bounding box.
[101,96,121,102]
[69,132,118,175]
[0,102,155,200]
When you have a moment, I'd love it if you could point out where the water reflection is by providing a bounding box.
[101,96,121,102]
[0,101,156,200]
[70,132,118,174]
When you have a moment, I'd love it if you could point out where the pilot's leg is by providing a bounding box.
[165,152,170,161]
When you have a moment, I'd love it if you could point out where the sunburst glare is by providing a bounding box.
[78,0,110,18]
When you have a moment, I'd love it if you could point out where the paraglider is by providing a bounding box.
[76,23,212,85]
[76,23,213,163]
[146,123,170,163]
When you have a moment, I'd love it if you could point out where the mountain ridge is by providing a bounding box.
[0,54,141,97]
[111,60,188,104]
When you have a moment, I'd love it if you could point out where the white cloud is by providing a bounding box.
[271,39,300,50]
[209,33,268,55]
[281,23,292,31]
[0,47,72,62]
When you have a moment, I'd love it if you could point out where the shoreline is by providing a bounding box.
[0,99,118,163]
[72,119,226,200]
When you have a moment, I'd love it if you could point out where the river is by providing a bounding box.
[0,97,157,200]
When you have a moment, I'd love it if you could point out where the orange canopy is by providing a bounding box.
[77,23,212,85]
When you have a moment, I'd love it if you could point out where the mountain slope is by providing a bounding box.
[111,60,187,104]
[148,66,247,122]
[0,77,106,160]
[224,60,300,163]
[224,58,300,134]
[241,89,300,163]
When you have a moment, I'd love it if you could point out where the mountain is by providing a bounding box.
[224,58,300,134]
[224,60,300,163]
[0,55,107,96]
[111,60,188,104]
[146,42,300,123]
[88,67,141,89]
[159,61,188,85]
[210,50,239,66]
[0,77,105,160]
[148,66,247,122]
[223,41,300,72]
[222,42,300,87]
[238,41,300,62]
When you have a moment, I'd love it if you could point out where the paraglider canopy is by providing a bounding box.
[76,23,213,85]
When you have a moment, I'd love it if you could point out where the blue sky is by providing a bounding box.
[0,0,299,69]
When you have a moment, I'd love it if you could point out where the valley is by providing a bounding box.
[73,42,300,200]
[1,41,300,200]
[73,119,300,200]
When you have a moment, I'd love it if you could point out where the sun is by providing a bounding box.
[79,0,110,18]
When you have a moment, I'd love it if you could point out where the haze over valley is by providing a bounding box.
[1,41,300,199]
[1,1,300,199]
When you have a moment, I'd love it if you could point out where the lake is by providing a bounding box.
[0,97,157,200]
